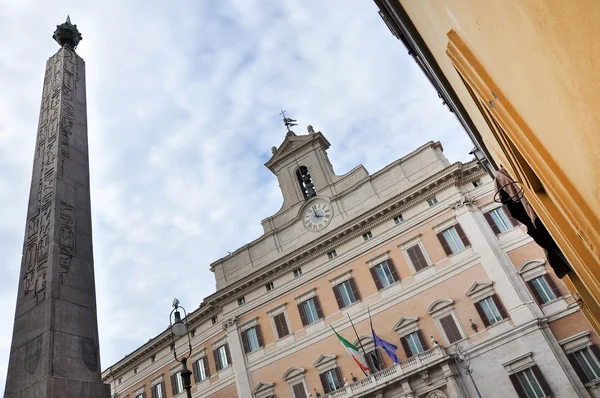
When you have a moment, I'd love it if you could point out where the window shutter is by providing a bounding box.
[509,373,528,398]
[313,296,324,319]
[349,278,361,300]
[255,325,264,348]
[387,259,400,282]
[591,345,600,362]
[474,301,491,327]
[544,274,561,298]
[332,285,345,309]
[224,343,232,365]
[240,328,250,354]
[407,245,428,271]
[192,360,199,383]
[436,232,453,256]
[334,367,343,388]
[293,383,307,398]
[274,313,289,338]
[484,212,501,235]
[274,313,283,338]
[531,365,552,395]
[151,385,157,398]
[298,302,309,326]
[370,266,383,290]
[440,315,462,343]
[170,374,177,396]
[159,382,165,398]
[454,224,470,247]
[503,205,520,226]
[203,356,210,378]
[213,349,221,372]
[567,353,590,383]
[492,294,508,319]
[416,329,428,350]
[320,372,331,394]
[400,336,413,358]
[526,280,544,305]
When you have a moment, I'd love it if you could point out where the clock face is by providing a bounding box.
[302,201,333,232]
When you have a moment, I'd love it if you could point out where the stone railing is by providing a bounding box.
[323,346,447,398]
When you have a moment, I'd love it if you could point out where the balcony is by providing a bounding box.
[325,346,448,398]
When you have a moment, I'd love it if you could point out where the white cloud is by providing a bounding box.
[0,0,473,393]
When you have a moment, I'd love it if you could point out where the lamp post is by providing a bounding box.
[169,298,193,398]
[455,346,482,398]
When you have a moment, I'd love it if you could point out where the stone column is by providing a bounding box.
[402,380,415,398]
[223,317,253,398]
[441,364,465,398]
[452,198,540,324]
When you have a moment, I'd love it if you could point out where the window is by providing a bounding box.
[319,368,343,394]
[297,296,323,326]
[485,207,517,235]
[211,316,218,325]
[370,260,399,290]
[568,346,600,384]
[436,224,470,256]
[437,225,469,255]
[293,268,303,277]
[266,282,274,291]
[394,215,404,224]
[333,279,360,309]
[291,382,308,398]
[273,312,290,339]
[473,179,483,187]
[527,275,560,305]
[405,244,429,272]
[169,344,174,352]
[509,366,552,398]
[400,330,428,358]
[134,392,144,398]
[118,377,122,384]
[150,355,156,363]
[193,356,210,383]
[241,325,264,354]
[134,367,138,374]
[366,349,386,372]
[475,295,507,327]
[237,297,245,306]
[363,231,373,241]
[151,382,165,398]
[171,371,184,395]
[190,329,196,338]
[438,314,463,344]
[427,197,438,206]
[327,250,337,259]
[213,344,232,371]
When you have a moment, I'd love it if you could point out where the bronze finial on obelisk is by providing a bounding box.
[4,17,110,398]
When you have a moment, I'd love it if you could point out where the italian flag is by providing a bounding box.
[334,329,371,371]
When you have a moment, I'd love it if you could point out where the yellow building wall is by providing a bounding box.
[398,0,600,330]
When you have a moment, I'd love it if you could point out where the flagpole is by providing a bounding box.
[329,324,368,378]
[347,314,372,375]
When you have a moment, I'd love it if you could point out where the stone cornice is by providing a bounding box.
[102,160,482,379]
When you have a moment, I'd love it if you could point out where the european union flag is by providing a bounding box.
[371,319,399,364]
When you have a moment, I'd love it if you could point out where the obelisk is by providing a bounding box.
[4,17,110,398]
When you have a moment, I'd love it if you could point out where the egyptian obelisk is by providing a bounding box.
[4,17,110,398]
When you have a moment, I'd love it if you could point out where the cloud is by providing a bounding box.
[0,0,473,393]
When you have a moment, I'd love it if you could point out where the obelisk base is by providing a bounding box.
[5,377,111,398]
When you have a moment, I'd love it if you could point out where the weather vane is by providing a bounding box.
[279,110,297,135]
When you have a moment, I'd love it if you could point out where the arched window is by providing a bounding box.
[296,166,317,200]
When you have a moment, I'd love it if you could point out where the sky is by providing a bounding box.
[0,0,473,392]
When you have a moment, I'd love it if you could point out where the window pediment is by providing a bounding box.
[353,335,375,352]
[313,354,337,368]
[466,281,495,301]
[253,381,275,398]
[282,367,306,381]
[427,299,454,315]
[393,316,419,336]
[518,259,547,281]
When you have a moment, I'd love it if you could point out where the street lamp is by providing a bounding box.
[169,298,193,398]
